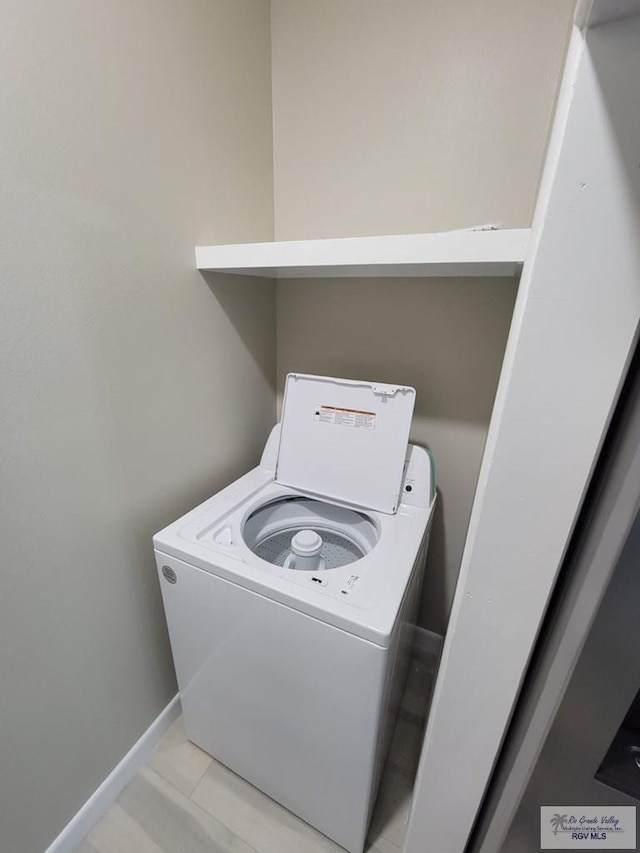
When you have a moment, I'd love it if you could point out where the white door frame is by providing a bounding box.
[404,5,640,852]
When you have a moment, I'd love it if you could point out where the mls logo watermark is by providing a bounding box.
[540,806,636,849]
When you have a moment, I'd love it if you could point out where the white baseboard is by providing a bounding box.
[43,694,181,853]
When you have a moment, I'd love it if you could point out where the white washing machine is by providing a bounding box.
[154,373,436,853]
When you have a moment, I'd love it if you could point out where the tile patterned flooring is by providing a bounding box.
[74,657,433,853]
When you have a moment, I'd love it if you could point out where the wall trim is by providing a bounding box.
[43,694,181,853]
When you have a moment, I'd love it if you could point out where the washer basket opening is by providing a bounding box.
[243,497,378,571]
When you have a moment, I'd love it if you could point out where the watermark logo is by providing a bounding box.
[541,806,636,849]
[550,814,569,836]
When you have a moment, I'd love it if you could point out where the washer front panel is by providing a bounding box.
[157,552,388,853]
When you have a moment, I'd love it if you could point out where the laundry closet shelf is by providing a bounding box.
[195,229,530,279]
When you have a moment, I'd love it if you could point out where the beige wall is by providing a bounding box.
[277,278,517,632]
[0,2,274,852]
[271,0,574,240]
[0,2,574,847]
[272,0,573,632]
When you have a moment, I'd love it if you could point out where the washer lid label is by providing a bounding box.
[277,373,415,513]
[314,405,376,430]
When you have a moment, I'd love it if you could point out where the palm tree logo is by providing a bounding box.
[550,814,568,835]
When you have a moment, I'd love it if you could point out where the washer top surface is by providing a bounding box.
[276,373,416,514]
[154,426,435,646]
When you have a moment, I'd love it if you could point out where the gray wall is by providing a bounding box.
[0,2,275,852]
[272,0,573,632]
[270,0,575,240]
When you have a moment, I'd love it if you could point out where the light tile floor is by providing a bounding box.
[74,657,433,853]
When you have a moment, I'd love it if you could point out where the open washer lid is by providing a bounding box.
[275,373,416,514]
